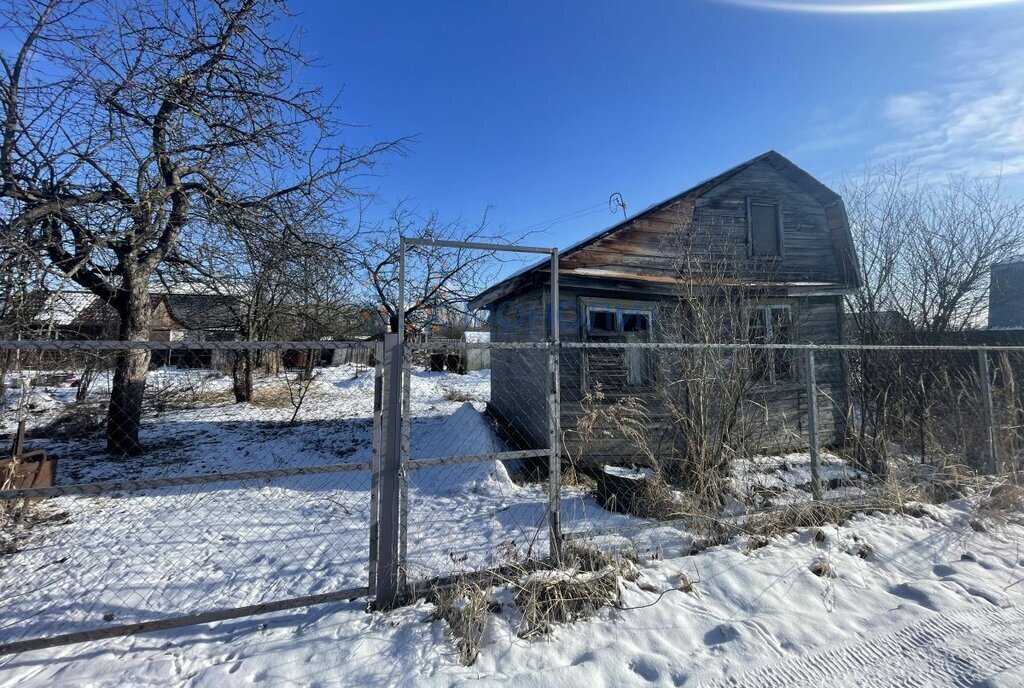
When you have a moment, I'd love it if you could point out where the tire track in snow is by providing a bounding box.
[708,605,1024,687]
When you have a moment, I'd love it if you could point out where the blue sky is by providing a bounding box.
[293,0,1024,249]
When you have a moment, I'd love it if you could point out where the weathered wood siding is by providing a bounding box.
[692,159,844,283]
[488,288,549,449]
[554,159,846,286]
[488,285,848,465]
[733,295,847,453]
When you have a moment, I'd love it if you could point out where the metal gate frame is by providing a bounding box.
[368,238,561,609]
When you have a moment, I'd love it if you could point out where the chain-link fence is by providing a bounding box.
[399,340,555,590]
[3,336,1023,653]
[557,341,1024,560]
[0,340,377,652]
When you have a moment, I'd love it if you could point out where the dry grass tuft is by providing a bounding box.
[249,382,297,408]
[746,502,856,540]
[979,482,1024,518]
[191,388,235,406]
[512,543,637,639]
[561,542,639,581]
[428,581,490,666]
[514,567,621,639]
[809,557,835,578]
[441,386,477,403]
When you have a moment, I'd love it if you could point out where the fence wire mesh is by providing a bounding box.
[1,341,376,651]
[400,341,554,589]
[3,335,1023,653]
[557,342,1024,561]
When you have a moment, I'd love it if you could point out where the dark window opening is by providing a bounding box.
[748,305,793,384]
[583,303,655,391]
[588,309,617,333]
[749,201,782,257]
[622,312,650,332]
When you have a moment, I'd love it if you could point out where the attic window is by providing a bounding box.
[747,199,783,257]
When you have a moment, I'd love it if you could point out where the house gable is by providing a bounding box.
[470,151,860,310]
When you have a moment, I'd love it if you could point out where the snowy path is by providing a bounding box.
[709,604,1024,687]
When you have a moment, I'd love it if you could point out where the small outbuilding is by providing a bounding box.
[470,151,861,466]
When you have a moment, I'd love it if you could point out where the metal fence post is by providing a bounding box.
[368,340,384,597]
[399,341,411,590]
[805,348,823,501]
[978,348,999,475]
[548,343,562,562]
[373,333,403,609]
[548,248,562,563]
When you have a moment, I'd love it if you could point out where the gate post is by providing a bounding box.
[372,333,404,609]
[368,340,383,598]
[805,348,823,501]
[548,342,562,562]
[548,248,562,563]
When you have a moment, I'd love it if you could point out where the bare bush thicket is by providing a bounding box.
[840,162,1024,476]
[657,208,784,509]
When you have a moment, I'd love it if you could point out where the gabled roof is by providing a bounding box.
[163,294,240,331]
[470,150,860,309]
[23,290,242,332]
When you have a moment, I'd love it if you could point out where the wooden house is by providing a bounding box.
[469,151,861,465]
[21,290,240,368]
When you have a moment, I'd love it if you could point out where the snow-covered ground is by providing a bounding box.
[2,497,1022,686]
[0,364,639,650]
[4,363,1021,685]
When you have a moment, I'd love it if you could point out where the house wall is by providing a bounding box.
[989,260,1024,330]
[691,158,844,283]
[149,300,184,341]
[486,158,854,465]
[489,288,550,449]
[488,283,849,466]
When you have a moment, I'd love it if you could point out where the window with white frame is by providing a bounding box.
[747,304,794,384]
[582,301,655,390]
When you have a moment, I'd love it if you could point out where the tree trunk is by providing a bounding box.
[106,276,152,456]
[232,349,253,403]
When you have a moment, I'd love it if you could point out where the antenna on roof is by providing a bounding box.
[608,192,627,220]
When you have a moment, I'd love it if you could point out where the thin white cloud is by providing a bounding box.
[718,0,1024,13]
[883,93,940,128]
[870,31,1024,180]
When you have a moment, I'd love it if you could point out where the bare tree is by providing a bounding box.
[842,161,1024,336]
[165,202,361,402]
[356,202,517,335]
[0,0,400,454]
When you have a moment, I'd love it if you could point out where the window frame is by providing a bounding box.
[746,197,785,259]
[579,297,658,392]
[579,298,657,342]
[744,302,796,385]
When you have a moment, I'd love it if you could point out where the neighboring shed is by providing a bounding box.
[462,330,491,371]
[469,151,861,466]
[161,294,239,340]
[989,257,1024,330]
[23,290,241,341]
